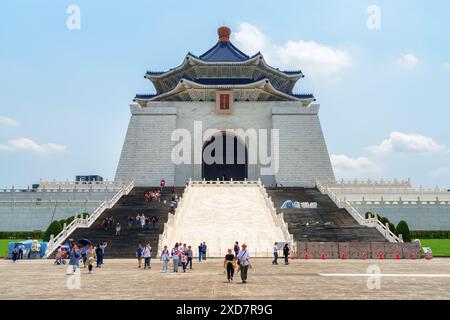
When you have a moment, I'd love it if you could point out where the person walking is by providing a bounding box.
[272,242,279,265]
[283,243,290,265]
[233,241,240,258]
[201,242,207,260]
[115,222,121,236]
[136,242,144,268]
[96,241,107,268]
[186,245,193,269]
[198,243,203,261]
[86,244,97,274]
[142,242,152,269]
[181,252,187,272]
[172,244,180,272]
[127,215,133,230]
[69,244,81,273]
[160,245,170,273]
[11,245,19,263]
[237,243,251,283]
[224,249,236,283]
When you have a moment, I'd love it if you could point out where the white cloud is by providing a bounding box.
[0,138,67,154]
[397,53,419,70]
[368,132,445,155]
[331,154,381,177]
[232,22,352,77]
[0,116,20,127]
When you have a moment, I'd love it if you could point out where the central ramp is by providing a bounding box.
[160,181,291,257]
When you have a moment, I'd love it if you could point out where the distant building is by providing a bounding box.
[75,175,103,182]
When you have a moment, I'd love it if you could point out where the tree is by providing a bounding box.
[388,222,396,234]
[395,220,411,242]
[365,211,374,219]
[379,216,390,226]
[43,220,63,242]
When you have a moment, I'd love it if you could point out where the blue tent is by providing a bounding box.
[281,200,295,209]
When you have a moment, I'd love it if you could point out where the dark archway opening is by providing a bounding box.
[202,133,248,181]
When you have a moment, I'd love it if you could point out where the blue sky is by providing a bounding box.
[1,0,449,188]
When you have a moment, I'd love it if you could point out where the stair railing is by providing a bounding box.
[44,180,135,258]
[316,180,402,243]
[257,181,294,244]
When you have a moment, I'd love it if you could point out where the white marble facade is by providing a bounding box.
[115,101,335,187]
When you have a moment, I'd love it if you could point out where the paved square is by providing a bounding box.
[1,258,450,300]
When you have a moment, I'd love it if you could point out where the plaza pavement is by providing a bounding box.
[1,258,450,300]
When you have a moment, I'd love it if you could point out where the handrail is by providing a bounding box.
[44,180,135,258]
[316,180,402,243]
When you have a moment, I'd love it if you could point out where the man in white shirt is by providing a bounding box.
[142,243,152,269]
[237,243,251,283]
[272,242,278,265]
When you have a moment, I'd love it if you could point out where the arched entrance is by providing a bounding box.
[202,132,248,181]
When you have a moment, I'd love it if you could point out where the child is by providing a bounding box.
[181,252,187,272]
[136,242,143,268]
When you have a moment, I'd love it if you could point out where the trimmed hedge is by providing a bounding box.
[0,231,43,239]
[43,221,62,242]
[411,230,450,239]
[395,220,411,243]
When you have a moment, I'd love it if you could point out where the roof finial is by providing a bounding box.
[218,26,231,43]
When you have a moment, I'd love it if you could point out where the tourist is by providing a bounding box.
[172,244,180,272]
[142,242,152,269]
[224,249,236,283]
[139,214,145,231]
[135,213,141,229]
[160,178,165,190]
[272,242,279,265]
[81,245,88,267]
[283,243,290,265]
[127,215,133,230]
[96,241,107,268]
[237,243,251,283]
[181,252,187,272]
[233,241,240,258]
[18,244,24,260]
[136,242,143,268]
[54,246,65,265]
[160,245,170,273]
[11,245,18,262]
[202,242,207,260]
[115,222,121,236]
[150,216,158,229]
[69,244,81,273]
[86,244,97,274]
[198,243,203,261]
[186,245,193,269]
[144,217,150,231]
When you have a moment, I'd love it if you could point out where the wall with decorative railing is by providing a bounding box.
[316,180,402,243]
[43,181,134,258]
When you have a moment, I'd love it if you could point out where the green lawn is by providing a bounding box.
[420,239,450,257]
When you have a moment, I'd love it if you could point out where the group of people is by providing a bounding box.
[144,189,162,202]
[10,244,24,262]
[224,242,251,283]
[272,242,291,265]
[55,241,108,274]
[128,213,159,232]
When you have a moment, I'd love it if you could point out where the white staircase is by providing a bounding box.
[159,180,292,257]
